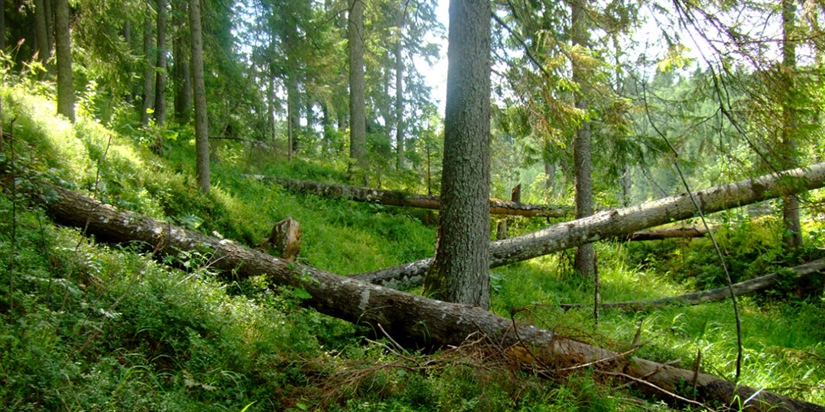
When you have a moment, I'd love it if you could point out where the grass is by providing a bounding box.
[1,82,824,410]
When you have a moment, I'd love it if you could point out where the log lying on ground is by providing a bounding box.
[626,226,713,241]
[36,184,825,411]
[356,163,825,289]
[37,184,825,410]
[248,175,572,218]
[560,258,825,311]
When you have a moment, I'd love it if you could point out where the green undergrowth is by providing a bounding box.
[2,83,825,410]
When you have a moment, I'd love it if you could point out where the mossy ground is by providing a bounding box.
[1,84,823,411]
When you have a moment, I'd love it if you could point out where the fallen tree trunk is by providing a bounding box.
[626,226,713,241]
[249,175,572,218]
[560,258,825,311]
[37,184,825,409]
[36,184,825,411]
[356,163,825,289]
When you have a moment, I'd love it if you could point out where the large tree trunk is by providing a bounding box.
[561,258,825,311]
[32,184,825,412]
[0,0,6,52]
[571,0,595,278]
[253,176,571,217]
[422,0,492,309]
[153,0,169,126]
[348,0,368,182]
[190,0,209,193]
[54,0,73,122]
[355,163,825,289]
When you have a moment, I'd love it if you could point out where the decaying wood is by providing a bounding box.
[259,217,302,261]
[35,184,825,411]
[248,175,572,218]
[560,258,825,311]
[626,226,712,241]
[356,163,825,289]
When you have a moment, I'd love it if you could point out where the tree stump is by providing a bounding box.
[260,217,302,261]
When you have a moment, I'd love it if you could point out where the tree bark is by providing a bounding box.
[153,0,169,126]
[571,0,594,278]
[173,29,192,123]
[190,0,209,193]
[781,0,803,251]
[394,4,405,170]
[626,226,712,241]
[140,16,155,127]
[32,185,825,412]
[44,0,53,61]
[560,258,825,311]
[348,0,367,182]
[54,0,73,122]
[422,0,492,309]
[354,163,825,289]
[34,0,50,69]
[252,175,571,217]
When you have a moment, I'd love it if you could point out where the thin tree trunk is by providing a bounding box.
[190,0,209,193]
[354,163,825,289]
[561,258,825,311]
[287,72,299,158]
[0,0,6,52]
[54,0,73,122]
[394,27,404,169]
[348,0,368,182]
[253,176,571,217]
[34,0,50,69]
[44,0,53,58]
[33,184,825,412]
[423,0,492,309]
[173,32,192,123]
[141,17,155,127]
[153,0,168,126]
[781,0,802,251]
[544,159,556,191]
[625,226,712,241]
[571,0,594,278]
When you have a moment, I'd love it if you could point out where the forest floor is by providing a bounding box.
[2,85,825,411]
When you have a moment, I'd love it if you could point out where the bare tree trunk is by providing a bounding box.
[190,0,209,193]
[140,17,155,127]
[0,0,6,52]
[33,185,825,412]
[54,0,73,122]
[394,10,405,170]
[173,32,192,123]
[153,0,168,126]
[44,0,53,58]
[348,0,367,182]
[34,0,50,70]
[355,163,825,289]
[422,0,492,309]
[571,0,594,278]
[781,0,803,251]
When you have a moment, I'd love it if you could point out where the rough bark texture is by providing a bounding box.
[422,0,491,309]
[252,176,571,217]
[571,0,594,278]
[561,258,825,311]
[54,0,74,122]
[153,0,168,126]
[259,218,302,262]
[190,0,209,192]
[33,185,825,412]
[781,0,803,251]
[355,163,825,289]
[626,226,712,241]
[141,17,155,127]
[348,0,367,181]
[34,0,50,68]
